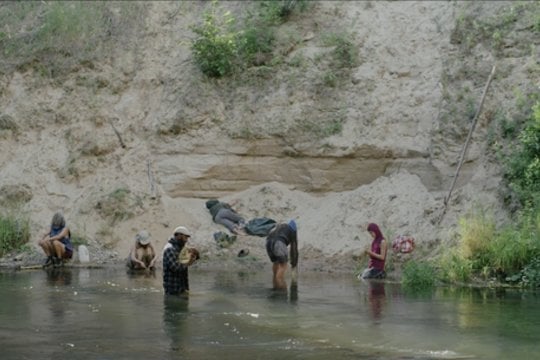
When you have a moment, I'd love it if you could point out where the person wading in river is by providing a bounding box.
[360,223,387,279]
[265,220,298,290]
[162,226,196,296]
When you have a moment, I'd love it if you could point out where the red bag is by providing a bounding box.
[392,235,415,254]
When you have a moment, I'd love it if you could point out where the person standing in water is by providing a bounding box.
[38,212,73,268]
[162,226,196,295]
[360,223,387,279]
[265,220,298,289]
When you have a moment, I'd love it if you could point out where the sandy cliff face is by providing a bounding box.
[0,1,537,269]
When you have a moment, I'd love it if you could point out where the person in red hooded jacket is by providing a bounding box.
[360,223,387,279]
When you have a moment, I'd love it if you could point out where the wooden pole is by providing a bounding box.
[442,65,496,211]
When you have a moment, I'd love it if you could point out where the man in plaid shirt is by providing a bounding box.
[162,226,195,295]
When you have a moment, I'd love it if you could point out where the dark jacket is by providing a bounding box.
[162,237,189,295]
[206,200,233,220]
[267,223,298,268]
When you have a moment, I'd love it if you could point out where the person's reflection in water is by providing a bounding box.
[45,267,72,287]
[126,267,156,279]
[163,296,189,353]
[368,281,386,321]
[289,281,298,304]
[45,267,72,320]
[268,280,298,304]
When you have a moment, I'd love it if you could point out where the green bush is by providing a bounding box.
[504,102,540,208]
[191,4,239,77]
[402,260,436,291]
[517,257,540,288]
[0,213,30,257]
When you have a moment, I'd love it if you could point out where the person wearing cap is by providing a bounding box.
[265,220,298,289]
[162,226,196,295]
[127,230,157,270]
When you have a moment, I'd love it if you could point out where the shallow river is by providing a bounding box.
[0,267,539,359]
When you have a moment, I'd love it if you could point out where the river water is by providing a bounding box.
[0,267,538,360]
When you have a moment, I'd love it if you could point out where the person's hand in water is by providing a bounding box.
[291,267,298,283]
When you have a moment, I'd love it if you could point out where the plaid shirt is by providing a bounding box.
[162,237,189,295]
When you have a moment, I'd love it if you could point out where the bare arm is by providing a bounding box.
[148,244,158,267]
[366,240,387,261]
[48,227,69,242]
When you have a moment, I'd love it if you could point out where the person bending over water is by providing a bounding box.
[127,230,157,270]
[265,220,298,289]
[360,223,387,279]
[38,212,73,268]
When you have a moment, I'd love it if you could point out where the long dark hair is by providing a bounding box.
[367,223,383,241]
[51,212,66,229]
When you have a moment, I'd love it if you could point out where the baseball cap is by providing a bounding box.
[174,226,191,237]
[135,230,151,245]
[288,219,297,232]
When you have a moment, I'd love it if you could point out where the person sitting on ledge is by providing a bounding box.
[38,212,73,268]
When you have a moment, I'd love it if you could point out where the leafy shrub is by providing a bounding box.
[518,257,540,288]
[504,102,540,208]
[0,213,30,257]
[402,260,436,291]
[191,4,239,77]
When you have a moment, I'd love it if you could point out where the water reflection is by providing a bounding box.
[367,281,386,321]
[163,296,189,353]
[44,268,72,321]
[267,281,298,304]
[126,267,157,279]
[1,269,539,360]
[45,267,72,287]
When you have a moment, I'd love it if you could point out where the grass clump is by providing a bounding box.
[321,32,359,69]
[258,0,308,24]
[450,2,540,56]
[437,249,473,284]
[0,211,30,257]
[95,187,142,225]
[0,2,145,77]
[440,207,540,287]
[402,260,436,291]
